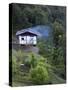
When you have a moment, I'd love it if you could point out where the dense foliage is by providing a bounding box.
[12,4,66,34]
[11,49,65,86]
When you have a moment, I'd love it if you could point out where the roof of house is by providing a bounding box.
[16,27,41,36]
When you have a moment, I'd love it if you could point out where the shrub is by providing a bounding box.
[12,55,18,74]
[30,62,49,85]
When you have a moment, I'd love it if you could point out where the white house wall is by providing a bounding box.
[19,36,37,45]
[19,36,26,44]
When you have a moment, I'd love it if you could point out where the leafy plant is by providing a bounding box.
[30,63,49,84]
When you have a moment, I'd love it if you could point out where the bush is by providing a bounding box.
[12,55,18,74]
[30,62,49,84]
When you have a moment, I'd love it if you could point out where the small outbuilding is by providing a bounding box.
[16,28,39,45]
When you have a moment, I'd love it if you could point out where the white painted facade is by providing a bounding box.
[19,36,37,45]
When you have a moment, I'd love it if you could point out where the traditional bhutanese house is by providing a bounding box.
[16,28,39,45]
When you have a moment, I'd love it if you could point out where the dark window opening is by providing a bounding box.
[21,38,24,40]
